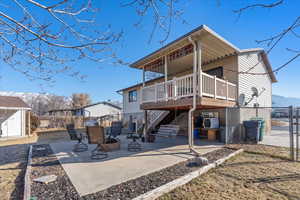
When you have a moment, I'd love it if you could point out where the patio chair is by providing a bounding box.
[110,121,122,138]
[66,124,88,152]
[128,124,144,152]
[86,125,108,160]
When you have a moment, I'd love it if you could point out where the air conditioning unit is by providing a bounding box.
[203,118,219,129]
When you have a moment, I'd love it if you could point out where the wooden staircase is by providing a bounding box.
[147,110,170,131]
[156,124,180,137]
[156,111,188,137]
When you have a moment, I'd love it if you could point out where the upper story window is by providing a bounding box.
[128,90,137,102]
[204,66,223,79]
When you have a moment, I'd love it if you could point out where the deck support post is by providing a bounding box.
[143,110,148,140]
[164,56,168,101]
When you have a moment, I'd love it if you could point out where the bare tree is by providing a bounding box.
[26,94,70,115]
[26,94,48,115]
[71,93,91,108]
[233,0,300,75]
[122,0,186,44]
[47,95,70,110]
[0,0,123,84]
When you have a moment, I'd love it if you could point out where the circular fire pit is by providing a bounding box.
[101,138,120,152]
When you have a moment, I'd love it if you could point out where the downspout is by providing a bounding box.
[188,36,198,155]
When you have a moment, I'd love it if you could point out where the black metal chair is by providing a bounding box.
[128,124,143,152]
[110,121,122,138]
[66,124,88,152]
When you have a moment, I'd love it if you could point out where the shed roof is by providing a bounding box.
[0,96,30,109]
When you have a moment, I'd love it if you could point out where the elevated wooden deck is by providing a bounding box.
[141,96,236,110]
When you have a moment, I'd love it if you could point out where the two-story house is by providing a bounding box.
[118,25,277,146]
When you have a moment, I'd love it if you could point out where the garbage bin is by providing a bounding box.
[250,117,266,141]
[243,120,261,142]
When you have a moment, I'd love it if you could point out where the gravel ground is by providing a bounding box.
[0,144,29,200]
[30,144,235,200]
[159,144,300,200]
[30,144,79,200]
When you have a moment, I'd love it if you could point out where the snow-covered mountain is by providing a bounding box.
[272,95,300,107]
[0,91,122,115]
[0,91,51,103]
[0,91,72,115]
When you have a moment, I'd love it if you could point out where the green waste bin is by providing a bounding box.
[250,117,266,141]
[243,120,261,142]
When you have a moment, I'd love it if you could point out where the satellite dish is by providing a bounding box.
[238,94,246,107]
[251,87,259,97]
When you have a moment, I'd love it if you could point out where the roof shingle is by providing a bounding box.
[0,96,30,108]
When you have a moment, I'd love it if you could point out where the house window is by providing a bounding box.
[204,66,223,79]
[128,90,137,102]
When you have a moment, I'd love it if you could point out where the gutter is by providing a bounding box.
[188,36,198,155]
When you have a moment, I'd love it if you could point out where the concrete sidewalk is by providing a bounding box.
[261,129,297,148]
[50,135,222,196]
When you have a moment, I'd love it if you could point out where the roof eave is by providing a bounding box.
[261,51,278,83]
[130,25,240,69]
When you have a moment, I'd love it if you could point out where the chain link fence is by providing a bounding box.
[226,106,300,161]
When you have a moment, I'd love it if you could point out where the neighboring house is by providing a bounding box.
[48,101,122,118]
[0,96,31,137]
[118,25,276,142]
[83,101,122,118]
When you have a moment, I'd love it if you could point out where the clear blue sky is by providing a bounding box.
[0,0,299,102]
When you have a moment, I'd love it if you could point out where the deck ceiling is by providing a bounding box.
[131,25,240,72]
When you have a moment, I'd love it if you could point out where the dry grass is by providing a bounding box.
[0,136,37,147]
[159,145,300,200]
[0,131,71,147]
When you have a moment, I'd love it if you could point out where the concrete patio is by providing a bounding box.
[50,135,223,196]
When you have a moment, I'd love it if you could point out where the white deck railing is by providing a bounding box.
[141,71,237,103]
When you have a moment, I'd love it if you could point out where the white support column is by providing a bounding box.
[173,77,177,100]
[154,84,157,102]
[142,66,147,139]
[28,111,31,135]
[197,40,202,97]
[226,80,229,100]
[142,66,145,103]
[21,109,26,136]
[164,56,168,100]
[214,75,217,99]
[142,66,145,87]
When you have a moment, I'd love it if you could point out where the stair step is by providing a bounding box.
[160,125,180,128]
[156,132,177,137]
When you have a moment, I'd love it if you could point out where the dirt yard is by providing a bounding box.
[159,145,300,200]
[0,144,28,200]
[0,131,70,200]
